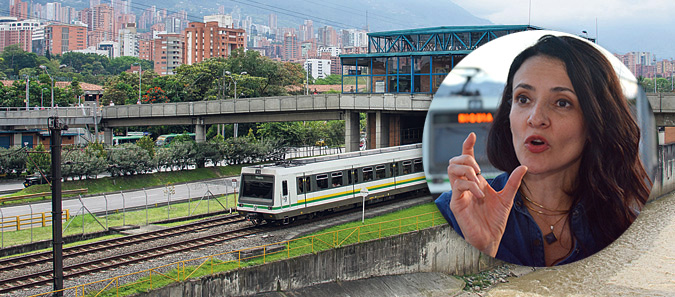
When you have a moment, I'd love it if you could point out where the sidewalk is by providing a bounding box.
[487,191,675,296]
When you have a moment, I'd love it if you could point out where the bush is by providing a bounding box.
[62,147,106,180]
[107,143,152,176]
[0,146,27,176]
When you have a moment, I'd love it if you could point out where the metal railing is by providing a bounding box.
[31,211,445,297]
[0,210,71,232]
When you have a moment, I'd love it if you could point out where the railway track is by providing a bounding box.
[0,192,430,295]
[0,214,254,295]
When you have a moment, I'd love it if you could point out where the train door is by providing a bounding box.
[298,174,311,208]
[350,166,356,199]
[390,159,397,189]
[281,180,289,208]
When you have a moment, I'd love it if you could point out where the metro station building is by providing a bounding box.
[340,25,539,149]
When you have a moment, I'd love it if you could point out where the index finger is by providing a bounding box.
[462,132,477,158]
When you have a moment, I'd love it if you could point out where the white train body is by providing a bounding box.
[236,144,427,224]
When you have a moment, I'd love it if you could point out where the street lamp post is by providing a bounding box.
[39,65,66,108]
[25,75,29,109]
[224,71,248,137]
[133,63,142,104]
[41,88,47,108]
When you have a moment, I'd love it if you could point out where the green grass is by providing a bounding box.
[0,194,238,247]
[2,165,243,205]
[78,202,444,297]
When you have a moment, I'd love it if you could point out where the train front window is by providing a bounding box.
[241,174,274,201]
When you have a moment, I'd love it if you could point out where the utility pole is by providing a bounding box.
[25,75,30,109]
[49,116,67,296]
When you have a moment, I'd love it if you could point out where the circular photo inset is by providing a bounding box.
[422,30,657,267]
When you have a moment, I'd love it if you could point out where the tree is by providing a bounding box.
[142,86,169,104]
[26,143,51,177]
[0,146,27,176]
[103,81,134,105]
[107,143,152,176]
[1,45,38,76]
[314,74,342,85]
[136,136,156,158]
[225,49,303,97]
[173,58,226,101]
[62,147,106,180]
[168,138,196,170]
[194,141,221,168]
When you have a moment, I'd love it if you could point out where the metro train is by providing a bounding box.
[236,144,427,225]
[422,67,502,196]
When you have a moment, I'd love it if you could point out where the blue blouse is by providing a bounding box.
[435,173,602,267]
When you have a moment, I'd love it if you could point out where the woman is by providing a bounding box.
[435,35,651,267]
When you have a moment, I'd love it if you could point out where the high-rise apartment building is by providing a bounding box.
[118,23,138,57]
[86,4,114,47]
[269,14,277,30]
[204,15,233,28]
[304,59,331,79]
[318,26,338,46]
[318,47,341,74]
[0,18,39,52]
[138,38,153,61]
[283,32,298,61]
[341,29,368,47]
[299,20,313,42]
[9,0,29,20]
[154,33,183,75]
[183,21,245,65]
[45,2,62,22]
[45,24,87,54]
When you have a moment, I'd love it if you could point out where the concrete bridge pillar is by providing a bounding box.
[13,133,22,147]
[367,112,375,149]
[103,128,113,146]
[344,111,360,152]
[375,111,390,149]
[195,123,206,143]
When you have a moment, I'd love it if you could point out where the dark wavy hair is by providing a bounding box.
[487,35,651,249]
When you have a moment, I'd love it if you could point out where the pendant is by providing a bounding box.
[544,232,557,244]
[544,225,557,244]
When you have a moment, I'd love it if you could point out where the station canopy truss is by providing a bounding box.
[340,25,541,95]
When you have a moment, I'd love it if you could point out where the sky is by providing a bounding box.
[451,0,675,60]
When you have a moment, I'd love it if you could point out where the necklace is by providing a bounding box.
[522,194,569,215]
[521,195,569,244]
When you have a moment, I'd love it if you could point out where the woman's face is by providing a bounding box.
[509,55,587,178]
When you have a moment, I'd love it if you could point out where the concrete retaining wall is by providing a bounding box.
[133,225,497,297]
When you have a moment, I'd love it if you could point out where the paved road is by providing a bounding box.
[0,146,344,229]
[0,177,239,227]
[0,179,24,196]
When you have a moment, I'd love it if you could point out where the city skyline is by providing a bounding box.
[1,0,673,80]
[453,0,675,59]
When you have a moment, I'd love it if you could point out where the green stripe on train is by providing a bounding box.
[240,176,426,211]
